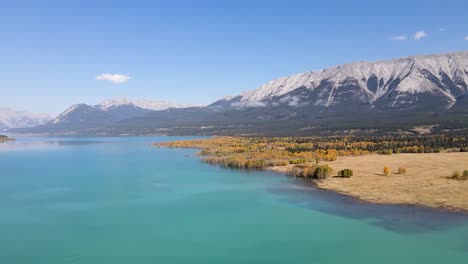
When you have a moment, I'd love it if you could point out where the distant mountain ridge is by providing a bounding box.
[41,103,151,133]
[16,51,468,136]
[0,108,52,130]
[25,98,193,133]
[98,98,194,111]
[48,98,193,125]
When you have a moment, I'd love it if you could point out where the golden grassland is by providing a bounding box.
[156,136,468,211]
[269,153,468,211]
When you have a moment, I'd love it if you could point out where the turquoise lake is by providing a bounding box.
[0,137,467,263]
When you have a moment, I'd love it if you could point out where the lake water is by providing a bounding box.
[1,137,467,264]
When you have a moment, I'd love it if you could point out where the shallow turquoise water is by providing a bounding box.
[0,137,467,264]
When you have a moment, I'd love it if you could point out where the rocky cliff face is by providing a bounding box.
[216,51,468,112]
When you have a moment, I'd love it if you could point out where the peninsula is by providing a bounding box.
[0,135,12,143]
[156,136,468,211]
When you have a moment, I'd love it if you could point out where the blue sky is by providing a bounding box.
[1,0,467,115]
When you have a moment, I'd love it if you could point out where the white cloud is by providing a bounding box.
[414,31,428,40]
[231,101,266,109]
[96,73,130,84]
[464,36,468,41]
[279,95,302,106]
[391,35,407,41]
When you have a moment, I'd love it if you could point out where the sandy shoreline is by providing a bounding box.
[267,153,468,212]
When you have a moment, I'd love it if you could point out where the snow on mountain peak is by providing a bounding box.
[51,104,88,124]
[0,107,52,129]
[99,98,194,111]
[236,51,468,106]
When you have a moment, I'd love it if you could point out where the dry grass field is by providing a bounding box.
[271,152,468,211]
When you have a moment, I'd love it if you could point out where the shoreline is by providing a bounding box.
[0,135,14,143]
[266,166,468,215]
[266,153,468,212]
[267,166,468,213]
[156,138,468,213]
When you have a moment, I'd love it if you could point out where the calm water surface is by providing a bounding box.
[0,137,467,264]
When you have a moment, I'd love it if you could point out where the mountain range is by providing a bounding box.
[0,108,52,131]
[214,51,467,111]
[13,51,468,136]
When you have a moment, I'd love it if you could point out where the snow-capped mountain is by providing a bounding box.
[17,51,468,136]
[99,98,194,111]
[0,108,52,130]
[47,98,193,125]
[28,98,195,133]
[217,51,468,111]
[23,103,149,134]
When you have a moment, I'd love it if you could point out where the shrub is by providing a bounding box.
[452,171,461,179]
[314,165,333,180]
[289,165,305,178]
[289,165,312,178]
[267,160,288,166]
[338,169,354,178]
[380,149,393,155]
[452,170,468,180]
[289,159,306,165]
[289,164,333,180]
[244,159,266,168]
[203,157,268,169]
[383,166,390,176]
[398,167,407,174]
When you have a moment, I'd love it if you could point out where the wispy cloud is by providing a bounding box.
[414,31,428,40]
[391,35,407,41]
[464,36,468,41]
[96,73,130,84]
[231,101,266,109]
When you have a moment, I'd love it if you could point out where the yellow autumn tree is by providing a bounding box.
[383,166,390,176]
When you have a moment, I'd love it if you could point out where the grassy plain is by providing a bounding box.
[270,153,468,211]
